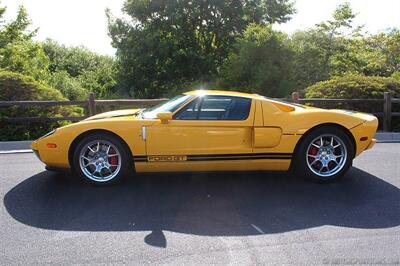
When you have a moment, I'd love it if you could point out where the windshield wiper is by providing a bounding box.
[134,108,146,118]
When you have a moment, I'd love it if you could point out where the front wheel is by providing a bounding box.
[294,127,354,183]
[72,133,132,185]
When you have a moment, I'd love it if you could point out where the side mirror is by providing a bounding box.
[157,112,173,124]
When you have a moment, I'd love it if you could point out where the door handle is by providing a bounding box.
[141,126,146,141]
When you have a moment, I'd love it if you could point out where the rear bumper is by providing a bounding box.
[350,116,379,156]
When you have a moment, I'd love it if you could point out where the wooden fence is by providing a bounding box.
[1,92,399,131]
[290,92,400,132]
[0,93,167,122]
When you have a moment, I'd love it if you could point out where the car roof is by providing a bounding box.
[184,90,264,99]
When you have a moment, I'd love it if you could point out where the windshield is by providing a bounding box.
[141,94,193,119]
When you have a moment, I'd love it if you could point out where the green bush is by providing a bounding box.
[392,71,400,80]
[305,75,400,131]
[48,70,87,100]
[305,75,400,99]
[0,70,82,140]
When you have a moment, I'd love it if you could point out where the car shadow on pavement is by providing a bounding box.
[4,167,400,247]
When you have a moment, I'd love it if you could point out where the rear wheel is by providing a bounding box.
[294,126,354,183]
[72,133,132,185]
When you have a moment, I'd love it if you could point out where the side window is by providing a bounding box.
[198,96,232,120]
[173,98,201,120]
[226,97,252,120]
[174,95,251,120]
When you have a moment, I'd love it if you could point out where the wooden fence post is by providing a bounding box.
[383,92,392,132]
[88,92,96,116]
[291,91,299,103]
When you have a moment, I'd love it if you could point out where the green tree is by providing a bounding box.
[0,41,50,81]
[289,2,361,89]
[289,30,330,90]
[0,5,50,81]
[0,4,5,22]
[315,2,360,74]
[42,39,117,98]
[218,23,293,97]
[47,71,87,101]
[108,0,295,97]
[357,30,400,77]
[0,5,36,46]
[310,29,400,79]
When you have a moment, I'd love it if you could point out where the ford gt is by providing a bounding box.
[31,90,378,185]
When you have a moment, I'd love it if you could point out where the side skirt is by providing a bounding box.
[133,153,293,172]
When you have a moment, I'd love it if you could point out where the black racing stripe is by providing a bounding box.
[134,153,292,162]
[134,156,147,162]
[189,152,292,158]
[187,156,291,161]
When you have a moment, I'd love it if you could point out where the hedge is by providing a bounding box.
[305,75,400,99]
[0,70,82,140]
[305,75,400,131]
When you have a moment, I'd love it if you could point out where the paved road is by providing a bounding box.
[1,143,399,265]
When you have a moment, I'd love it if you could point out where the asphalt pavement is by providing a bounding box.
[0,143,399,265]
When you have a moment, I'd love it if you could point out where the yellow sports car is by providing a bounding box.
[31,90,378,185]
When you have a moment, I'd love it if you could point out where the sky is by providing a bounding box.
[3,0,400,56]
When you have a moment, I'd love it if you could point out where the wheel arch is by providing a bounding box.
[289,123,356,171]
[68,129,134,169]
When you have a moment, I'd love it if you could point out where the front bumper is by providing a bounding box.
[365,138,376,150]
[32,149,41,161]
[30,135,70,168]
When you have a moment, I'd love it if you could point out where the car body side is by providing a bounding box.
[31,92,378,173]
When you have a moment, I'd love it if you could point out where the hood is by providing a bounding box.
[84,109,142,121]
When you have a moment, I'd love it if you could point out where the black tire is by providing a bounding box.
[293,126,354,183]
[72,132,132,186]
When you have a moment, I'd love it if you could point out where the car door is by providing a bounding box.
[145,95,255,162]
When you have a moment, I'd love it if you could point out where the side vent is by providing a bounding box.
[253,127,282,148]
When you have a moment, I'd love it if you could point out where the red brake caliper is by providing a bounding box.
[108,148,118,167]
[308,146,318,163]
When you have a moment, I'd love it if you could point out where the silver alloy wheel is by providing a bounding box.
[306,134,347,178]
[79,140,122,182]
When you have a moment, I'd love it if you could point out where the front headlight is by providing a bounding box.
[36,129,56,141]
